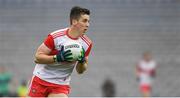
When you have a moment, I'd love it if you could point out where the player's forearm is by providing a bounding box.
[35,53,54,64]
[76,62,87,74]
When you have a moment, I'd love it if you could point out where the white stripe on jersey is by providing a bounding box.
[50,28,68,35]
[81,37,90,46]
[50,28,67,39]
[81,36,91,46]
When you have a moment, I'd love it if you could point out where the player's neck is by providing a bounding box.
[68,27,80,39]
[143,59,152,62]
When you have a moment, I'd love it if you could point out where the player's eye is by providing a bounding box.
[83,19,89,23]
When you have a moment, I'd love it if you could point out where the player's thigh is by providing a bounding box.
[48,93,68,98]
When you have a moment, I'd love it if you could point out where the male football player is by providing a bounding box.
[136,52,157,97]
[28,6,92,97]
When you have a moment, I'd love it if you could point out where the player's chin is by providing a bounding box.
[80,32,85,36]
[82,32,85,35]
[83,29,87,33]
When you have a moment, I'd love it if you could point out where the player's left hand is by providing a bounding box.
[77,47,85,63]
[76,62,87,74]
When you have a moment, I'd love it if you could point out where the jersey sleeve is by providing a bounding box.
[85,43,92,57]
[43,34,55,50]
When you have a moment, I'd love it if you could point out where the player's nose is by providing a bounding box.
[86,22,90,27]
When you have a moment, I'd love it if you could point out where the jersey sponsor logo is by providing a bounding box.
[65,44,80,49]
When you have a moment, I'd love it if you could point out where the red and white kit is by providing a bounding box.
[28,28,92,96]
[137,60,157,92]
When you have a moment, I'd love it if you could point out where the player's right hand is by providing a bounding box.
[56,45,73,62]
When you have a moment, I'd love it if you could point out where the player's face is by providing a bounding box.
[143,54,152,62]
[73,14,90,35]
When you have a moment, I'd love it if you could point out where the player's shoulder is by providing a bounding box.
[80,34,93,46]
[49,28,68,39]
[151,60,157,65]
[138,60,143,64]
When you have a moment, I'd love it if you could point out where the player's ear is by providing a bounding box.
[72,19,78,25]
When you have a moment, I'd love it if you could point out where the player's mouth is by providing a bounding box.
[84,28,87,32]
[82,29,87,34]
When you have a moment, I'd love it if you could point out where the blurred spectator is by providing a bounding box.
[17,79,28,97]
[0,66,12,97]
[8,78,18,97]
[101,78,116,97]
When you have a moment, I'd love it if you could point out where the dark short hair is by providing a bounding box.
[70,6,90,25]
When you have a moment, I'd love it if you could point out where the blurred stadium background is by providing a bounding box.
[0,0,180,97]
